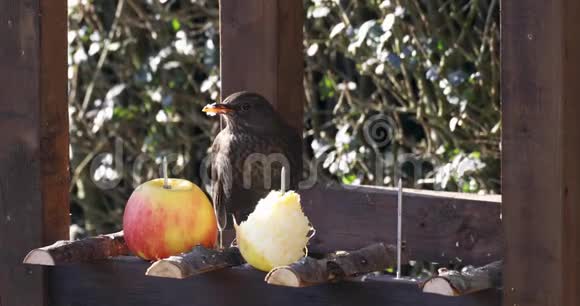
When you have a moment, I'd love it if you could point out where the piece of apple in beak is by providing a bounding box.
[202,103,233,116]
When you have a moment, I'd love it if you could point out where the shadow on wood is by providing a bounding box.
[48,257,501,306]
[298,184,502,265]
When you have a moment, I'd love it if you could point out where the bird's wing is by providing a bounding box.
[211,135,230,231]
[212,176,228,231]
[235,131,301,192]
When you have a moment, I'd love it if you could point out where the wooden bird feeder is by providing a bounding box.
[1,1,579,306]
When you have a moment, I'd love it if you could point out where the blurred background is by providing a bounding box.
[67,0,500,236]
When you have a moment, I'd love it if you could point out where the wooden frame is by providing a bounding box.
[47,258,500,306]
[0,1,69,306]
[502,1,580,305]
[1,0,578,305]
[220,0,304,131]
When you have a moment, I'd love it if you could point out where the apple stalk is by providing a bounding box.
[162,156,170,189]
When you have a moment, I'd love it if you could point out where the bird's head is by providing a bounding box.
[202,92,280,130]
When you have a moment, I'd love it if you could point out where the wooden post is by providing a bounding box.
[502,0,580,305]
[0,1,69,305]
[219,0,304,131]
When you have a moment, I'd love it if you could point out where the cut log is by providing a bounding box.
[146,246,244,279]
[421,260,503,296]
[23,231,128,266]
[265,243,401,287]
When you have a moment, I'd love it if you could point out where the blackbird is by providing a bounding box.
[202,92,302,247]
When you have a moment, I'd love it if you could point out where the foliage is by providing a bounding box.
[303,0,500,193]
[67,0,500,235]
[68,0,220,233]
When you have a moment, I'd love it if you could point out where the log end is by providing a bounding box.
[265,266,302,287]
[146,260,186,279]
[23,249,55,266]
[421,277,458,296]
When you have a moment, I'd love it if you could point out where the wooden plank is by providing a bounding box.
[219,0,304,131]
[48,257,500,306]
[0,1,69,306]
[561,2,580,305]
[24,184,501,268]
[502,0,580,305]
[218,185,501,265]
[39,0,70,244]
[299,185,501,265]
[26,184,500,267]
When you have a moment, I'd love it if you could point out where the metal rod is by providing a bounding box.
[281,166,286,192]
[396,178,403,279]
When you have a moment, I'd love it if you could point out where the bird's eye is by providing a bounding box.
[241,103,250,111]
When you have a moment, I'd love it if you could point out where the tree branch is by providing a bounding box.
[265,243,402,287]
[146,246,244,279]
[23,231,128,266]
[420,260,503,296]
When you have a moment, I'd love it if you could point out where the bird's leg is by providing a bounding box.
[214,203,227,250]
[215,213,224,250]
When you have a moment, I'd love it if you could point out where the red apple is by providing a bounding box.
[123,178,217,260]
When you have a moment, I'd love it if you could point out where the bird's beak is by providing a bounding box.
[202,103,233,116]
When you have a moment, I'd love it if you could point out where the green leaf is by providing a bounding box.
[341,174,357,184]
[171,18,181,31]
[318,74,336,99]
[469,151,481,159]
[437,40,444,51]
[462,181,470,192]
